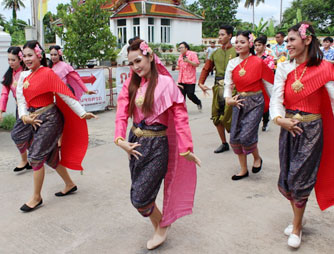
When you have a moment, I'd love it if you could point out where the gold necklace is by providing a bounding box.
[23,68,40,89]
[291,65,307,93]
[135,86,145,107]
[238,57,249,77]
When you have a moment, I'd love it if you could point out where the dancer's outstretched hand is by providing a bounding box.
[117,140,142,160]
[226,94,245,109]
[276,117,303,137]
[184,152,201,167]
[199,84,211,96]
[22,114,42,130]
[81,112,98,120]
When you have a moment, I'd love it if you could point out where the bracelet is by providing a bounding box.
[115,137,125,145]
[273,116,282,125]
[179,150,191,157]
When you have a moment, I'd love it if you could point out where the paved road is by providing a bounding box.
[0,74,333,254]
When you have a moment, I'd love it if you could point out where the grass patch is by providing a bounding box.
[0,114,16,130]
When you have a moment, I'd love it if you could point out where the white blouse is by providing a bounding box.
[224,56,273,98]
[269,60,334,120]
[17,69,86,119]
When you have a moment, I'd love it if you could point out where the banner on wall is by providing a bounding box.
[116,66,131,97]
[77,68,106,112]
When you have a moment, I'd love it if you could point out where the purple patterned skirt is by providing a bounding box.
[278,110,323,208]
[11,105,64,171]
[230,92,264,154]
[128,122,169,209]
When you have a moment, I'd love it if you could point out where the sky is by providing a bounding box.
[0,0,294,25]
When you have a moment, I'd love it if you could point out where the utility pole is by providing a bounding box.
[29,0,44,47]
[280,0,283,25]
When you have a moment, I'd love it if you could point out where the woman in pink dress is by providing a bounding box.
[1,46,32,172]
[49,45,95,100]
[115,39,200,250]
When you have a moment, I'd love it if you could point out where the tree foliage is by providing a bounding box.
[185,0,240,38]
[54,0,118,67]
[43,11,57,43]
[282,0,334,33]
[1,0,25,20]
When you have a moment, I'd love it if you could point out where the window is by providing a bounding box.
[148,18,154,43]
[161,19,170,43]
[117,19,127,47]
[133,18,140,38]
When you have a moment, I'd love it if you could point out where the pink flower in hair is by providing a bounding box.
[299,24,310,39]
[249,33,254,47]
[139,41,153,55]
[18,51,23,61]
[34,44,42,58]
[58,49,63,56]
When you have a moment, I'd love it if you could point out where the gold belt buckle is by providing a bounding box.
[240,92,247,96]
[292,113,303,121]
[133,127,144,137]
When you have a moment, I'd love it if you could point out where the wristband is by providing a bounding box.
[273,116,282,125]
[180,150,191,157]
[115,137,125,145]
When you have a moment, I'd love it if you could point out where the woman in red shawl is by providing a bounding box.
[14,41,96,212]
[224,30,274,181]
[270,22,334,248]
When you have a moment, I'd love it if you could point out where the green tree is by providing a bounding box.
[1,0,25,20]
[186,0,240,38]
[55,0,118,67]
[282,0,334,33]
[244,0,265,30]
[43,11,57,43]
[0,13,6,26]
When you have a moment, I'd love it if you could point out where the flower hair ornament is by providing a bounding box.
[58,49,63,56]
[249,33,254,47]
[139,41,153,55]
[18,51,23,61]
[298,24,310,39]
[34,44,43,58]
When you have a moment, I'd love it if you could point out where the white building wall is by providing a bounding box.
[171,19,202,45]
[140,17,149,42]
[0,27,16,116]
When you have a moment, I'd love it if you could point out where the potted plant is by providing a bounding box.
[170,54,178,71]
[160,44,169,52]
[168,45,174,52]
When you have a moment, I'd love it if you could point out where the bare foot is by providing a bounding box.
[25,197,42,208]
[17,160,28,168]
[147,225,170,250]
[253,157,262,168]
[59,183,76,195]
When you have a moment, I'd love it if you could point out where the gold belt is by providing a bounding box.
[131,126,167,138]
[29,103,55,117]
[285,113,321,122]
[238,90,262,97]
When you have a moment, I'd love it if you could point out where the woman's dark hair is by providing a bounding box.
[288,21,323,67]
[254,35,267,45]
[127,39,158,117]
[48,45,63,68]
[2,47,24,88]
[323,36,333,43]
[23,40,47,67]
[236,30,256,55]
[179,41,190,50]
[220,24,234,36]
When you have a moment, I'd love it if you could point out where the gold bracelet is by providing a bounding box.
[273,116,282,125]
[115,137,125,145]
[179,150,191,157]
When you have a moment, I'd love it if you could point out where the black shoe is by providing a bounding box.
[14,162,32,172]
[252,158,263,173]
[20,199,43,212]
[214,143,229,153]
[55,186,77,197]
[232,171,249,181]
[197,101,202,111]
[262,124,269,132]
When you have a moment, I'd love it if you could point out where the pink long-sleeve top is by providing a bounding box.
[115,74,193,153]
[0,66,23,112]
[52,61,88,100]
[177,50,200,84]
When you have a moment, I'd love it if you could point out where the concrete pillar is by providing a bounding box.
[156,18,161,44]
[140,17,148,42]
[0,26,16,116]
